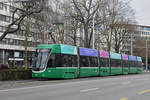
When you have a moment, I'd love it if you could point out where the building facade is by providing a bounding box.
[121,24,150,67]
[0,2,42,68]
[121,25,150,54]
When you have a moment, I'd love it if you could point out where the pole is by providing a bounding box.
[2,50,5,64]
[92,13,95,49]
[48,32,56,44]
[146,39,148,71]
[77,47,80,77]
[131,33,133,55]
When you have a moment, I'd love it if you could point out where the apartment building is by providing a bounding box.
[121,24,150,55]
[137,25,150,37]
[0,2,42,68]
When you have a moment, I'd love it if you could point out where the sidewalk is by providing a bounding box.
[143,70,150,73]
[0,80,36,90]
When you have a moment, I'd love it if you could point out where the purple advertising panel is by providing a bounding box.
[100,50,109,58]
[129,55,136,61]
[122,54,128,60]
[79,47,98,56]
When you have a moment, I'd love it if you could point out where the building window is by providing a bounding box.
[0,14,5,21]
[0,26,3,32]
[3,4,7,11]
[0,2,3,10]
[6,16,10,22]
[2,39,6,44]
[5,38,9,44]
[22,30,25,36]
[9,6,14,11]
[14,39,19,45]
[18,40,23,46]
[0,14,10,22]
[8,39,14,45]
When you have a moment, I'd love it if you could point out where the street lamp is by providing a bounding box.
[130,33,133,55]
[92,13,96,49]
[146,38,149,71]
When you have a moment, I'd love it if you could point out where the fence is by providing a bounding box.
[0,69,32,81]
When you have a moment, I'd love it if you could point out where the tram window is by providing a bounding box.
[47,53,61,68]
[130,61,136,67]
[47,53,77,67]
[80,56,90,67]
[111,59,121,67]
[123,60,128,67]
[101,58,109,67]
[89,57,98,67]
[135,62,138,67]
[137,62,142,67]
[80,56,98,67]
[61,54,77,67]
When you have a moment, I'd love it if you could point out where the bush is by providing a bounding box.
[0,69,32,81]
[0,64,9,70]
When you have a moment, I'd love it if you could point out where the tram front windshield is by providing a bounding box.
[34,49,50,71]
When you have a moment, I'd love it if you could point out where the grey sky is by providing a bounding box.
[130,0,150,26]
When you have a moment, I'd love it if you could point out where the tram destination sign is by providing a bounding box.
[129,55,136,61]
[122,54,128,60]
[100,50,109,58]
[79,48,98,57]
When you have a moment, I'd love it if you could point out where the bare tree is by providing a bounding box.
[0,0,45,41]
[112,0,136,53]
[65,0,105,48]
[60,1,81,46]
[98,0,136,52]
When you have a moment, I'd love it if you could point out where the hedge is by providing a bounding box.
[0,69,32,81]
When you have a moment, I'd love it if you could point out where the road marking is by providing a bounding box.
[0,77,118,92]
[121,81,131,85]
[80,88,99,93]
[0,80,101,92]
[138,89,150,95]
[120,97,128,100]
[143,78,149,81]
[0,74,149,92]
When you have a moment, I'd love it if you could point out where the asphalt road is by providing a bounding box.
[0,73,150,100]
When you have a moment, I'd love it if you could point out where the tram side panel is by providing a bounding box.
[128,55,137,74]
[99,50,110,76]
[110,52,122,75]
[122,54,129,75]
[78,47,99,78]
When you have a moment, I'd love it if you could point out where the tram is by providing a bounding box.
[32,44,142,79]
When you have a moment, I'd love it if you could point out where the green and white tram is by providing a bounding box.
[32,44,143,79]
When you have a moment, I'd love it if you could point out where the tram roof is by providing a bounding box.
[122,54,128,60]
[79,47,98,57]
[110,52,121,59]
[129,55,137,61]
[37,44,77,55]
[137,56,142,61]
[100,50,109,58]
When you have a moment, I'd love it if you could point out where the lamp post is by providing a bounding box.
[131,33,133,55]
[146,38,148,71]
[92,13,96,49]
[118,35,134,55]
